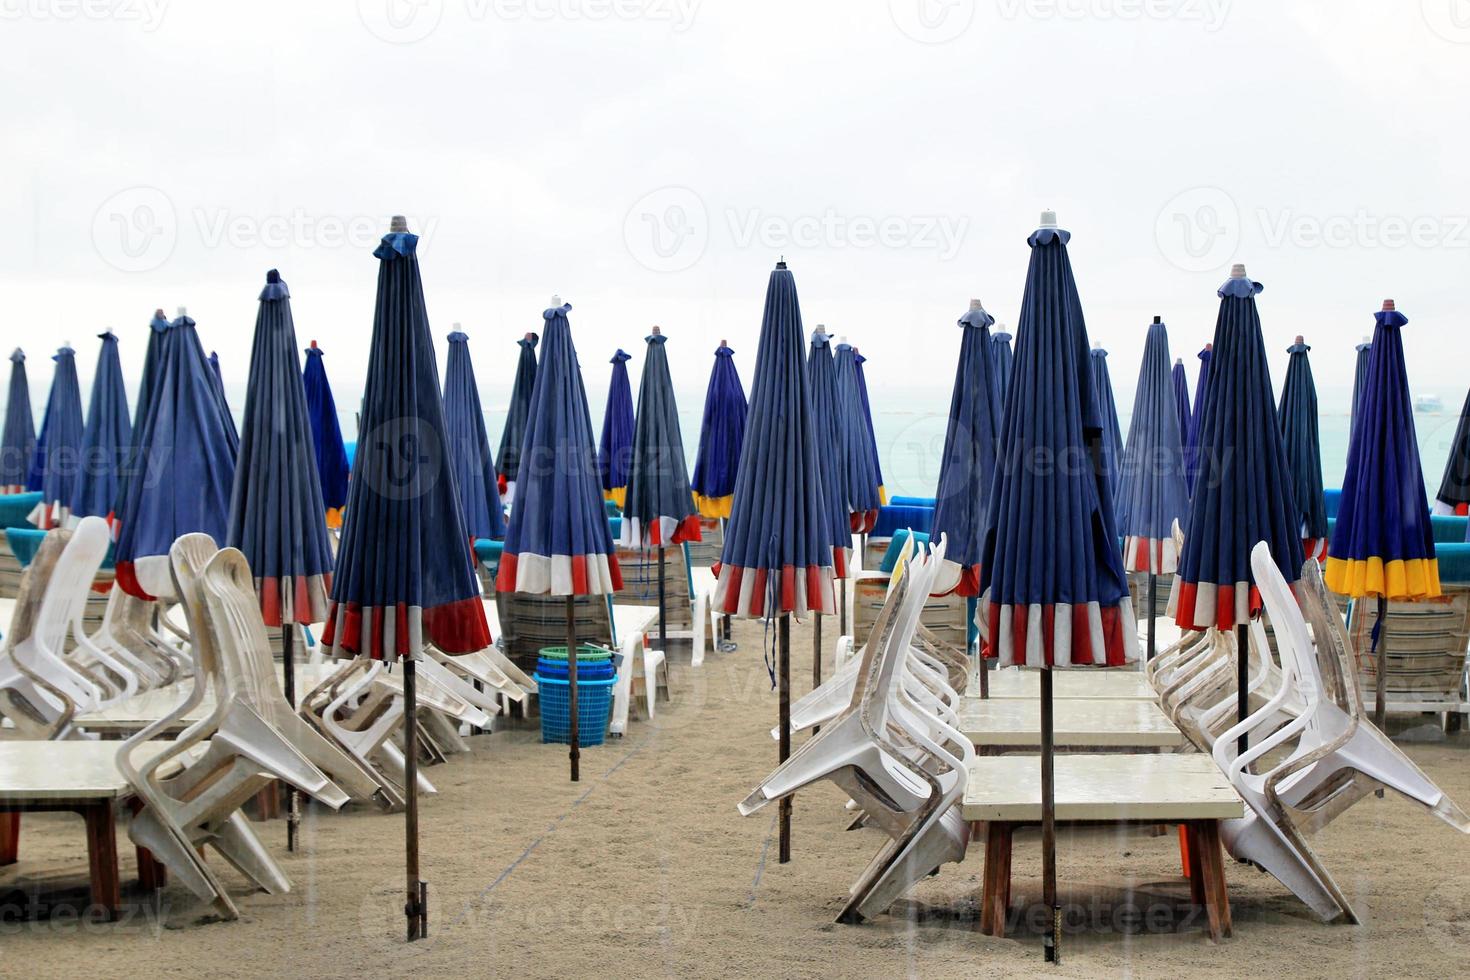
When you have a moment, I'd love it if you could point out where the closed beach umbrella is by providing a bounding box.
[1434,388,1470,515]
[29,345,85,528]
[116,311,170,513]
[497,300,623,783]
[980,212,1137,964]
[991,328,1014,412]
[1171,357,1191,445]
[930,300,1001,597]
[714,260,835,864]
[690,341,747,519]
[208,351,240,456]
[1326,300,1441,729]
[1117,318,1189,659]
[1350,336,1371,445]
[71,330,131,525]
[443,328,507,541]
[805,326,854,689]
[227,269,335,851]
[1279,336,1328,561]
[497,331,538,502]
[597,349,634,510]
[1184,343,1213,494]
[1,350,36,493]
[114,308,237,600]
[323,218,490,942]
[1089,344,1124,516]
[852,349,885,505]
[302,340,350,528]
[834,341,882,534]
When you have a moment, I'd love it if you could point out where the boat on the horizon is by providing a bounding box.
[1415,393,1443,413]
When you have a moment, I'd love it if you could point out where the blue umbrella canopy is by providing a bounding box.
[498,301,623,596]
[1434,388,1470,516]
[991,328,1014,413]
[930,300,1001,595]
[852,349,885,505]
[1117,320,1189,575]
[134,310,170,441]
[1326,300,1440,600]
[1350,336,1372,446]
[30,345,85,528]
[114,311,237,600]
[496,331,538,497]
[71,330,131,525]
[714,261,835,618]
[302,340,350,527]
[1278,336,1329,561]
[833,341,882,534]
[226,269,335,627]
[1184,343,1214,493]
[597,349,634,510]
[805,327,853,578]
[620,327,700,548]
[442,328,507,541]
[208,351,240,456]
[1171,357,1191,447]
[690,341,747,519]
[980,215,1136,667]
[324,220,490,659]
[1,349,36,493]
[1172,267,1302,631]
[1089,345,1124,517]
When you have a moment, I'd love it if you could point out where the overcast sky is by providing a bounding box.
[2,0,1468,440]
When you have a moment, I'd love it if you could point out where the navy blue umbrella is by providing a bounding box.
[496,331,538,502]
[690,341,747,520]
[30,345,85,529]
[1279,336,1328,561]
[133,310,170,442]
[991,328,1014,415]
[714,260,835,864]
[114,310,237,600]
[834,341,882,534]
[302,340,350,528]
[1171,357,1191,447]
[1327,300,1440,728]
[1117,318,1189,659]
[597,349,634,511]
[930,300,1001,597]
[1434,388,1470,516]
[804,327,855,686]
[71,330,131,526]
[1350,336,1372,446]
[1184,343,1213,494]
[852,349,885,505]
[323,219,490,940]
[208,351,240,457]
[1,350,36,494]
[443,328,507,542]
[497,300,623,783]
[1089,345,1124,517]
[980,213,1136,963]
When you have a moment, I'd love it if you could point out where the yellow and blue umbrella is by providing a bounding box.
[302,340,349,528]
[597,349,634,510]
[496,331,538,500]
[1279,336,1328,561]
[30,345,85,528]
[1,350,36,494]
[443,329,507,541]
[71,330,131,527]
[690,341,747,520]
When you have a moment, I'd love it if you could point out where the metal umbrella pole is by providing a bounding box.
[403,658,427,941]
[778,611,792,863]
[567,596,580,783]
[283,626,299,851]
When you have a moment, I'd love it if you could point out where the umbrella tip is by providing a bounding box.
[720,338,727,347]
[265,268,280,283]
[1381,298,1396,312]
[651,324,661,336]
[839,334,848,345]
[969,298,984,311]
[389,215,408,233]
[775,255,787,269]
[1230,262,1248,278]
[154,308,165,319]
[452,321,461,330]
[1175,357,1183,365]
[550,294,562,307]
[1362,335,1371,344]
[1205,342,1213,351]
[1295,334,1305,345]
[309,339,317,348]
[175,305,187,317]
[524,331,535,342]
[1153,315,1162,324]
[1039,209,1057,229]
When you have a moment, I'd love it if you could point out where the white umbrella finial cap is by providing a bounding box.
[651,324,662,336]
[839,334,849,345]
[969,298,983,311]
[1230,262,1248,278]
[176,305,187,317]
[1382,298,1396,312]
[1295,334,1305,345]
[390,215,408,233]
[550,294,562,307]
[1362,335,1371,344]
[452,321,461,330]
[1039,209,1057,229]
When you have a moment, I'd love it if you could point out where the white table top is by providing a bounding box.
[961,753,1243,822]
[73,663,340,732]
[981,668,1154,701]
[0,740,188,802]
[957,696,1185,749]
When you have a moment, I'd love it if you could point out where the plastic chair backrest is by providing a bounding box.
[168,533,222,683]
[35,518,110,652]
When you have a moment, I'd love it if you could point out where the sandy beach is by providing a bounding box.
[3,616,1468,980]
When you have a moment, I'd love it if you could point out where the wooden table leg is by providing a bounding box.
[126,798,167,889]
[980,821,1014,937]
[0,811,18,866]
[81,801,120,921]
[1184,823,1206,907]
[1193,820,1232,940]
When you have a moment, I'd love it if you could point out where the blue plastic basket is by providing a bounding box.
[535,660,616,682]
[535,674,617,745]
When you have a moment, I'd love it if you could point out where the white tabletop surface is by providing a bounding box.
[73,663,340,731]
[0,740,189,801]
[957,696,1185,749]
[980,668,1154,701]
[962,752,1243,822]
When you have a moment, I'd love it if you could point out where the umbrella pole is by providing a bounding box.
[812,612,822,735]
[403,658,427,942]
[282,625,298,853]
[566,596,580,783]
[971,597,989,700]
[1146,573,1158,661]
[1374,595,1389,730]
[657,545,667,652]
[1236,623,1250,756]
[1040,668,1060,964]
[778,611,792,864]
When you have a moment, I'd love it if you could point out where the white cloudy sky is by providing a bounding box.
[2,0,1468,457]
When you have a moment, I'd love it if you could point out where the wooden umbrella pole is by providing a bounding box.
[812,612,822,736]
[971,598,989,700]
[778,612,792,864]
[657,545,667,651]
[566,596,581,782]
[1146,573,1158,661]
[403,658,427,941]
[1374,595,1388,730]
[282,626,299,852]
[1040,668,1059,964]
[839,574,848,638]
[1236,622,1250,756]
